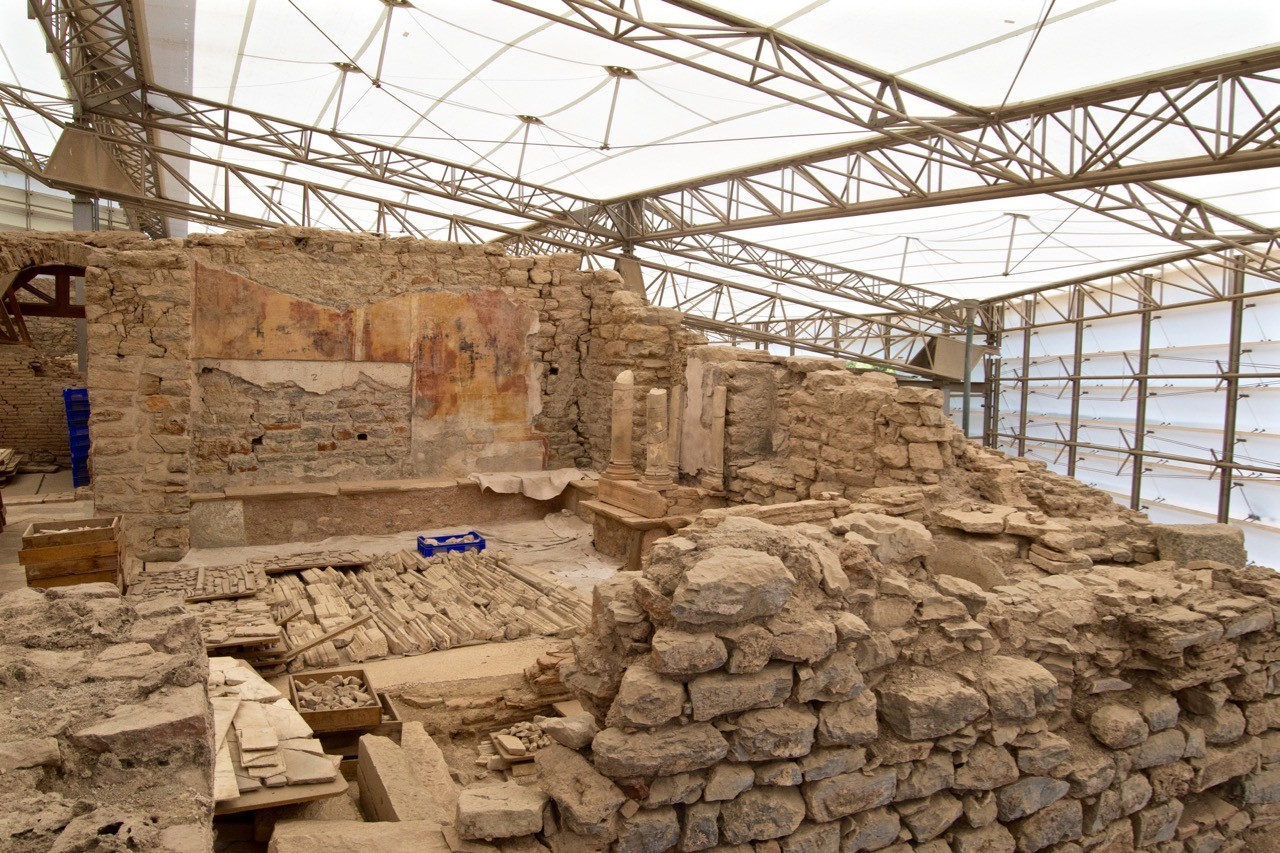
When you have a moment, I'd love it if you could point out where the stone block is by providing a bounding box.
[689,663,793,720]
[1089,704,1148,749]
[978,657,1057,721]
[455,783,548,840]
[730,706,818,761]
[954,743,1020,791]
[1011,798,1081,853]
[358,734,451,824]
[719,786,806,845]
[606,665,686,728]
[681,801,720,851]
[996,777,1070,822]
[951,822,1016,853]
[616,806,679,853]
[876,667,989,740]
[534,744,625,840]
[71,683,209,763]
[189,499,246,548]
[898,792,963,842]
[650,629,727,675]
[591,724,729,778]
[704,762,755,802]
[670,547,795,625]
[1154,524,1246,568]
[267,819,450,853]
[816,692,879,746]
[779,821,839,853]
[800,767,897,822]
[1131,800,1184,846]
[841,806,900,852]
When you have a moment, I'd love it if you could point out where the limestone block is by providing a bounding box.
[895,752,955,801]
[1186,703,1247,745]
[1154,523,1247,568]
[0,737,61,771]
[793,647,864,703]
[995,777,1070,822]
[841,806,900,852]
[540,715,598,750]
[978,657,1057,721]
[1193,738,1262,792]
[816,692,879,746]
[358,734,451,824]
[800,767,896,822]
[605,665,685,728]
[189,500,246,548]
[954,743,1020,791]
[729,706,818,761]
[591,724,729,778]
[616,806,679,853]
[719,786,806,845]
[680,801,720,851]
[534,744,624,840]
[875,667,989,740]
[1089,705,1149,749]
[1127,729,1186,770]
[704,762,755,801]
[832,513,935,564]
[1011,798,1081,852]
[1014,732,1071,776]
[898,792,963,842]
[455,783,548,840]
[71,683,209,763]
[650,629,727,675]
[689,663,793,721]
[951,822,1016,853]
[766,611,838,663]
[1242,767,1280,804]
[671,547,795,625]
[778,821,839,853]
[646,772,704,806]
[1131,800,1184,846]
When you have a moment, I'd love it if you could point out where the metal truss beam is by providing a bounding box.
[989,243,1280,330]
[489,0,986,132]
[26,0,166,236]
[0,83,961,378]
[496,3,1280,244]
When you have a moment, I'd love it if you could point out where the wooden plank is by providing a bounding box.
[19,538,120,565]
[21,516,119,548]
[24,554,120,580]
[27,569,119,589]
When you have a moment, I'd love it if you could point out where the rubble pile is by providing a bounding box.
[540,507,1280,852]
[292,673,377,711]
[0,584,213,853]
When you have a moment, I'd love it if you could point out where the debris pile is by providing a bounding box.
[0,584,212,852]
[292,673,377,712]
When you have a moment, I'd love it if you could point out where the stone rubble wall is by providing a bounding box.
[539,371,1280,853]
[683,349,965,502]
[0,343,80,465]
[0,583,213,853]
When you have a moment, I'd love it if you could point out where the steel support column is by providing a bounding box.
[1016,322,1032,457]
[1130,276,1153,511]
[1066,289,1086,478]
[1218,260,1246,522]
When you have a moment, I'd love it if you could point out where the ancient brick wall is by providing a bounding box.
[0,344,80,465]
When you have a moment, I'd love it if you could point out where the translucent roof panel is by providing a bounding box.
[0,0,1277,304]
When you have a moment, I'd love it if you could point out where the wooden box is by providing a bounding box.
[289,667,383,733]
[20,516,121,589]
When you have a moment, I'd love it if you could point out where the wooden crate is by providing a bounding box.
[288,667,383,733]
[20,516,121,588]
[22,516,119,548]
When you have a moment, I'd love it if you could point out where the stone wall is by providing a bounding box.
[584,289,705,471]
[0,583,212,852]
[1,229,696,560]
[541,442,1280,851]
[0,343,80,465]
[682,349,960,501]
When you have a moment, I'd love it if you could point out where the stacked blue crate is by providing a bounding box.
[63,388,91,487]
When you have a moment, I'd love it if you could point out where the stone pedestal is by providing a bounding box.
[603,370,638,481]
[667,385,684,481]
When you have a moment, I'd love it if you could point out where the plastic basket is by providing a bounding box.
[416,530,486,558]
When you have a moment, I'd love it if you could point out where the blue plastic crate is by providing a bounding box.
[62,388,89,404]
[417,530,485,558]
